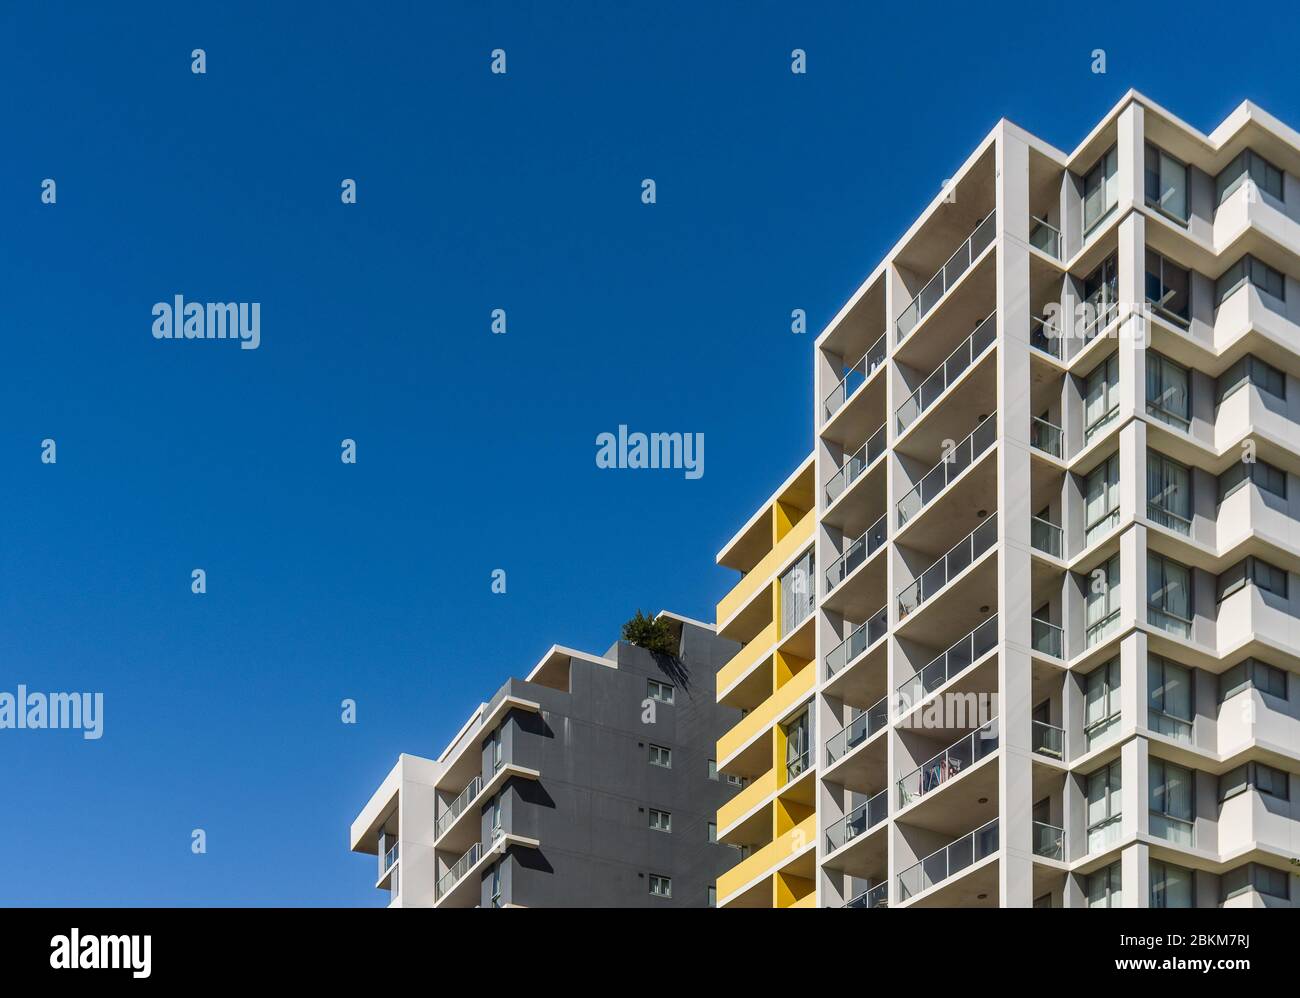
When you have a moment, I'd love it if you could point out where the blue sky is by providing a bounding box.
[3,1,1299,905]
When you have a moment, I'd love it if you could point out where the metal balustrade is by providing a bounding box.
[896,415,996,526]
[825,514,887,592]
[895,312,996,433]
[824,333,887,421]
[897,818,999,902]
[825,606,888,678]
[825,424,886,506]
[896,514,998,619]
[896,211,997,341]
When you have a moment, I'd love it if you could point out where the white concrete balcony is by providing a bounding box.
[896,818,999,907]
[1214,584,1300,660]
[1217,788,1300,863]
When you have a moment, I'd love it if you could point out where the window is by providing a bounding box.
[1148,655,1193,742]
[1146,250,1191,325]
[1084,556,1121,646]
[779,551,815,636]
[490,794,503,839]
[1215,255,1286,307]
[648,874,672,898]
[487,728,504,772]
[1219,658,1288,702]
[648,808,672,832]
[1150,860,1195,907]
[1086,862,1122,908]
[1150,759,1195,845]
[1216,354,1286,404]
[784,710,810,780]
[1220,761,1289,802]
[725,773,744,787]
[707,822,717,843]
[648,744,672,768]
[1147,452,1190,534]
[1081,255,1119,338]
[1083,146,1119,233]
[1146,351,1190,430]
[1218,458,1287,503]
[708,759,719,780]
[707,884,717,907]
[1222,863,1290,902]
[1216,149,1284,205]
[1145,144,1189,221]
[1217,556,1288,602]
[1084,355,1120,442]
[1086,760,1122,851]
[489,862,502,907]
[1148,553,1192,638]
[647,679,674,704]
[1085,659,1122,748]
[1083,454,1120,546]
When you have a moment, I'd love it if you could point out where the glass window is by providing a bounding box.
[708,759,719,780]
[1146,250,1191,324]
[784,710,810,780]
[1084,556,1121,646]
[707,822,717,843]
[1150,860,1195,908]
[490,794,503,838]
[1083,146,1119,233]
[1216,149,1285,205]
[1084,454,1121,545]
[1086,761,1123,851]
[1215,255,1286,306]
[489,862,502,907]
[1146,144,1189,221]
[1147,451,1191,534]
[1146,351,1190,429]
[1255,865,1290,900]
[487,728,504,771]
[648,874,672,897]
[1149,654,1193,741]
[1219,658,1289,701]
[1086,861,1122,908]
[1080,255,1119,339]
[1150,759,1195,845]
[1084,659,1122,747]
[1254,762,1290,800]
[1217,556,1288,601]
[648,744,672,768]
[779,550,815,636]
[1148,553,1192,637]
[1218,458,1287,502]
[1084,355,1120,442]
[1216,354,1286,403]
[647,679,674,704]
[648,808,672,832]
[707,885,717,907]
[1219,764,1250,802]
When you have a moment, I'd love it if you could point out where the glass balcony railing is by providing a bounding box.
[825,694,889,765]
[1030,417,1062,458]
[825,424,886,506]
[825,606,888,679]
[1149,708,1193,743]
[1033,821,1065,860]
[1148,606,1192,639]
[1029,217,1062,259]
[1030,516,1062,557]
[897,818,999,902]
[1150,812,1194,847]
[896,415,996,526]
[895,312,997,434]
[897,718,999,808]
[824,333,887,422]
[896,614,998,712]
[825,514,887,593]
[845,881,888,908]
[1031,719,1064,760]
[825,788,888,852]
[1086,608,1121,647]
[786,749,811,782]
[435,842,482,901]
[1148,502,1192,536]
[1031,617,1063,658]
[897,514,998,619]
[896,210,997,341]
[382,841,400,872]
[1079,288,1118,342]
[1030,314,1062,358]
[1087,814,1122,853]
[436,776,482,840]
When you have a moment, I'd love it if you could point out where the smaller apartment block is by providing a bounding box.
[350,612,742,907]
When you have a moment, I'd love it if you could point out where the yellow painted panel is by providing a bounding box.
[716,513,814,627]
[717,813,816,903]
[788,891,817,909]
[716,663,815,764]
[716,620,777,700]
[716,767,778,833]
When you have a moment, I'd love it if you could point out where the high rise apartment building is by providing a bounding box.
[350,612,742,907]
[712,91,1300,909]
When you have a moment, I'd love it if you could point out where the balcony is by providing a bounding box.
[897,818,999,903]
[1030,516,1062,558]
[825,695,889,765]
[845,882,888,908]
[825,424,886,507]
[824,333,886,422]
[1030,315,1062,358]
[717,663,816,767]
[896,210,997,341]
[896,513,998,619]
[717,812,816,905]
[824,606,887,680]
[435,842,481,902]
[716,512,814,636]
[825,788,888,853]
[1079,287,1119,342]
[896,415,996,526]
[897,614,998,713]
[1031,720,1064,760]
[1029,216,1062,259]
[1147,501,1191,536]
[435,776,482,840]
[897,718,999,808]
[1030,416,1062,458]
[1033,821,1065,860]
[825,514,886,594]
[1031,617,1063,658]
[895,312,996,434]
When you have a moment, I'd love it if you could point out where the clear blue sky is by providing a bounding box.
[3,1,1298,905]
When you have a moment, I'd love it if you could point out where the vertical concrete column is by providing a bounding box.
[1116,102,1145,215]
[1117,211,1147,424]
[1120,522,1147,635]
[1126,629,1149,731]
[1121,734,1149,841]
[1121,840,1150,908]
[996,126,1035,907]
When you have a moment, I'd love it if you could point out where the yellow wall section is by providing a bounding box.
[715,514,814,627]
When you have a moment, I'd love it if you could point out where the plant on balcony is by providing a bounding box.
[621,610,679,658]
